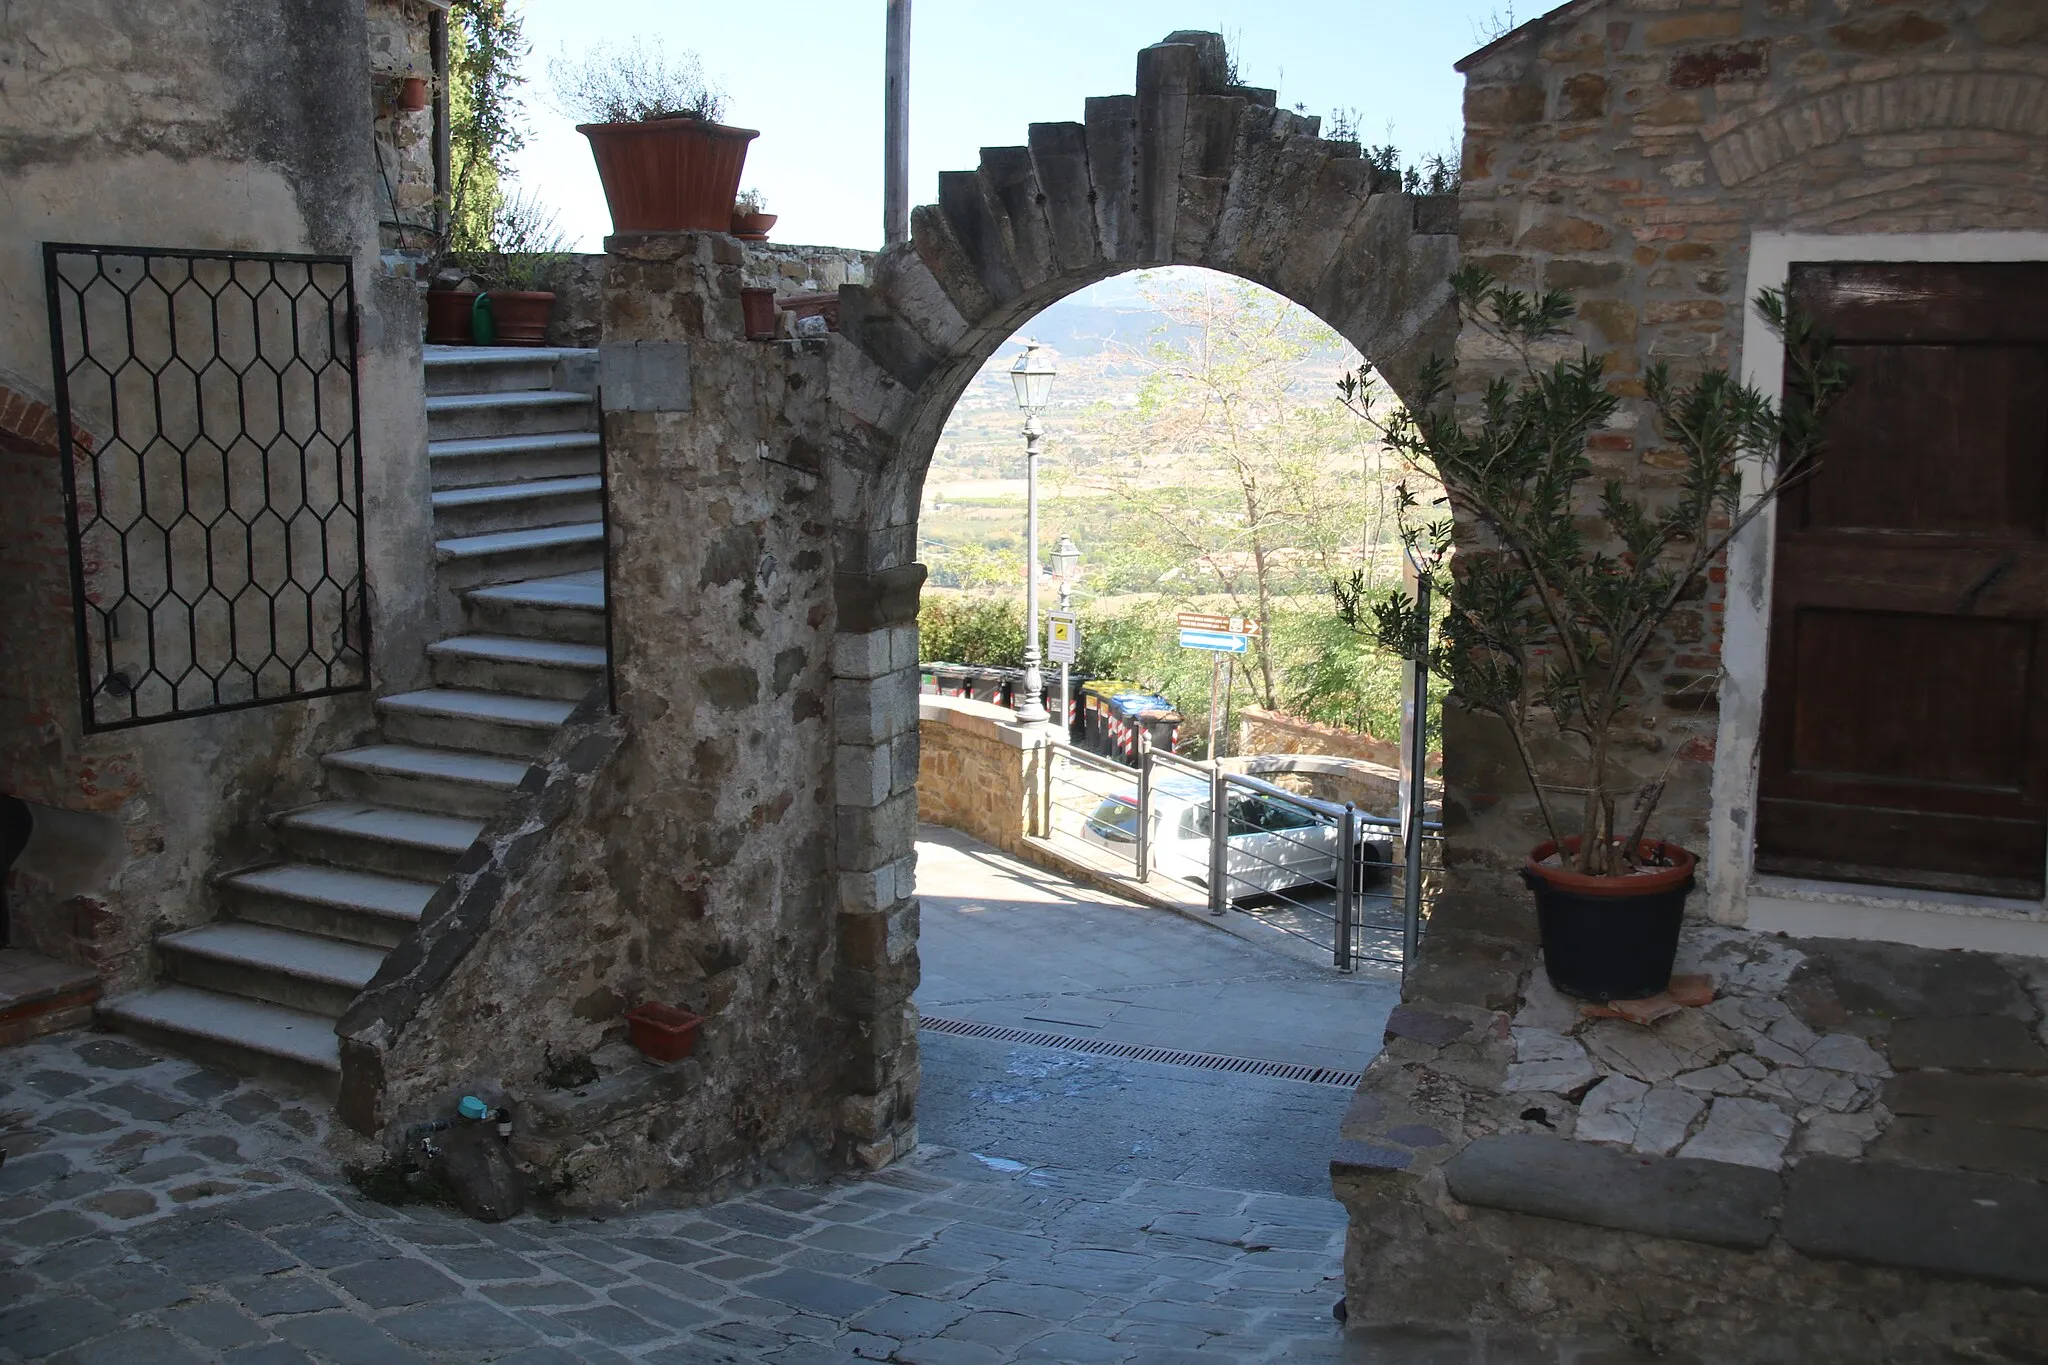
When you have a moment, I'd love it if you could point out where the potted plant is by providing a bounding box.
[395,60,430,112]
[731,188,776,240]
[552,40,756,233]
[469,192,569,347]
[1344,267,1848,1000]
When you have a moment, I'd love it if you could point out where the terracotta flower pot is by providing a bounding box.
[625,1003,703,1063]
[1523,837,1697,1002]
[424,288,473,345]
[578,117,759,233]
[486,290,555,347]
[779,290,840,332]
[397,76,429,112]
[731,211,777,241]
[740,286,777,341]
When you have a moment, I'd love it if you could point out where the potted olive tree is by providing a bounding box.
[1344,267,1848,1000]
[553,40,756,233]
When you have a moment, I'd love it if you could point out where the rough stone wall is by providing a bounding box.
[1238,705,1403,768]
[343,231,920,1200]
[1445,0,2048,902]
[744,243,877,296]
[916,697,1043,855]
[0,2,433,988]
[530,243,877,350]
[365,0,438,251]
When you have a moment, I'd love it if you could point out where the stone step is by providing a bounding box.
[375,688,575,759]
[423,344,591,397]
[428,633,608,701]
[322,742,533,818]
[99,985,340,1097]
[156,922,384,1019]
[429,432,602,490]
[434,521,606,592]
[463,571,607,647]
[425,389,594,443]
[431,475,605,539]
[274,800,483,883]
[216,862,435,950]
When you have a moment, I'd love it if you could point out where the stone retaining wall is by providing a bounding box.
[915,695,1044,856]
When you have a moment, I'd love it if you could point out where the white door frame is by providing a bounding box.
[1708,230,2048,955]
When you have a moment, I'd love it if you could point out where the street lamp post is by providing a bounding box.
[1010,340,1056,724]
[1051,533,1080,735]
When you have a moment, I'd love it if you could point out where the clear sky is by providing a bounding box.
[508,1,1519,254]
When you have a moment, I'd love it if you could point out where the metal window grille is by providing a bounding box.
[43,244,370,731]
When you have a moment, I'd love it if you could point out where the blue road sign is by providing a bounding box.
[1179,627,1251,653]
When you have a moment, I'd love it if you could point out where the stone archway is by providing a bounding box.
[822,30,1460,1163]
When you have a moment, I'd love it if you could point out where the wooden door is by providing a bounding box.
[1755,262,2048,899]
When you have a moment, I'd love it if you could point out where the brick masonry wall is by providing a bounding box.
[1446,0,2048,893]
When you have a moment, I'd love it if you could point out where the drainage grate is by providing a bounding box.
[917,1014,1364,1089]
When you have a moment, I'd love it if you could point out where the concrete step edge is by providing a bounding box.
[100,985,341,1072]
[432,476,604,509]
[157,923,384,990]
[375,688,574,729]
[216,862,436,923]
[428,634,608,669]
[276,801,485,854]
[322,743,533,788]
[435,522,605,561]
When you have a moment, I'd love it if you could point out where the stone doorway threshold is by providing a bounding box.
[0,949,99,1048]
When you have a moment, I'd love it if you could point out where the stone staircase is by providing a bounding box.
[100,347,608,1096]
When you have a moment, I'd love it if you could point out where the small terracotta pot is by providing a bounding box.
[731,211,777,241]
[397,76,430,112]
[625,1003,703,1063]
[578,117,759,233]
[424,288,473,345]
[740,286,777,340]
[486,290,555,347]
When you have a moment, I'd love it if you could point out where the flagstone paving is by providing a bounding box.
[0,834,1679,1362]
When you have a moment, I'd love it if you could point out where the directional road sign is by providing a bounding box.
[1179,627,1251,653]
[1176,611,1261,637]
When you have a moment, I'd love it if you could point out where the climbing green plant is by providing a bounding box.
[445,0,529,255]
[1339,266,1850,876]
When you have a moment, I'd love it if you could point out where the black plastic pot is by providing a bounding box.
[1524,838,1696,1001]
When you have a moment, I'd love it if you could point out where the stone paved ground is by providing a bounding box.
[0,1030,1669,1364]
[0,836,1675,1362]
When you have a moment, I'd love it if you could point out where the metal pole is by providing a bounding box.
[1136,732,1153,882]
[1015,415,1049,723]
[1337,803,1357,972]
[1208,765,1228,915]
[1058,577,1071,739]
[1206,654,1222,760]
[883,0,912,247]
[1218,654,1235,758]
[1401,576,1431,967]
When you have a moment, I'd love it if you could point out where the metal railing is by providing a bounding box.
[42,243,368,730]
[1042,740,1143,878]
[1030,731,1443,973]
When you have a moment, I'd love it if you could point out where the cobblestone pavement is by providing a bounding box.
[1,840,1668,1363]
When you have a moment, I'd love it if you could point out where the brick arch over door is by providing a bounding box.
[815,31,1459,1160]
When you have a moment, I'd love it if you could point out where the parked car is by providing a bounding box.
[1081,776,1391,903]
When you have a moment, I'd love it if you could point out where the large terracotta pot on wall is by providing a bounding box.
[578,118,759,233]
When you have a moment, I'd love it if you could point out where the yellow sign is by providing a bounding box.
[1047,612,1079,664]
